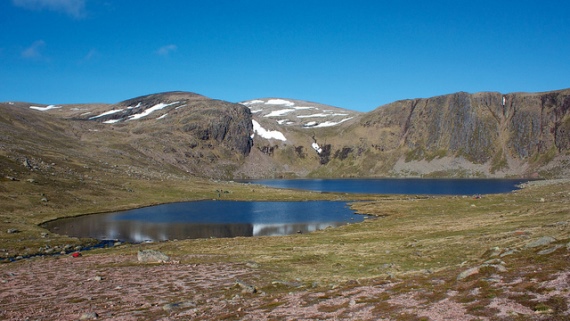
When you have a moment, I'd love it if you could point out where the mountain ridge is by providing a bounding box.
[2,88,569,180]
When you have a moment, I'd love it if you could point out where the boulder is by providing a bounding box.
[235,279,257,294]
[162,301,196,313]
[137,250,170,263]
[79,312,98,320]
[537,245,563,255]
[524,236,556,248]
[457,267,480,281]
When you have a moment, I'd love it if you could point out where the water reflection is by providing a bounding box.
[241,178,529,195]
[42,201,361,243]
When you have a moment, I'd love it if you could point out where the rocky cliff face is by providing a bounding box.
[3,91,255,179]
[319,89,570,177]
[88,91,253,157]
[2,89,569,180]
[237,89,570,178]
[90,92,254,178]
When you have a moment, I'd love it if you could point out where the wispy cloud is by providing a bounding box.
[12,0,87,19]
[156,44,177,56]
[21,40,46,60]
[83,48,98,61]
[78,48,99,64]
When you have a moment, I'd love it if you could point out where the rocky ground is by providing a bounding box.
[1,177,569,320]
[1,235,568,320]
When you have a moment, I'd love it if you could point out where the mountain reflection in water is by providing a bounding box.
[42,201,361,243]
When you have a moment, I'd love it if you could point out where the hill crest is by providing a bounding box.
[2,89,570,179]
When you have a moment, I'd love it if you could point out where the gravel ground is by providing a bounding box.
[1,246,568,321]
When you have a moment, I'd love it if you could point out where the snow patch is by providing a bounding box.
[157,113,168,120]
[89,109,124,119]
[312,142,322,154]
[264,109,296,117]
[29,105,61,111]
[293,106,315,110]
[127,102,142,109]
[252,120,287,141]
[103,119,121,124]
[313,117,354,127]
[249,109,262,114]
[297,113,348,118]
[128,102,178,120]
[265,99,294,107]
[242,99,265,105]
[304,121,318,127]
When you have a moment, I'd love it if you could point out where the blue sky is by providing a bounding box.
[1,0,569,112]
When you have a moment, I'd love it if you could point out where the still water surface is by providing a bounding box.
[43,178,529,243]
[42,201,361,243]
[242,178,528,195]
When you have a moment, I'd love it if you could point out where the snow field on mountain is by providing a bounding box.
[251,120,287,141]
[29,105,62,111]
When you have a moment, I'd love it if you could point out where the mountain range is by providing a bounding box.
[1,88,569,182]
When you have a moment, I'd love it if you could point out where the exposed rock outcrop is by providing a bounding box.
[315,89,570,178]
[3,89,569,180]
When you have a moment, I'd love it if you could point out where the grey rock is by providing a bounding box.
[6,228,20,234]
[537,245,563,255]
[483,264,507,273]
[137,249,170,263]
[245,261,260,268]
[483,258,506,265]
[486,246,502,257]
[483,277,502,283]
[457,267,480,281]
[235,279,257,294]
[79,312,99,320]
[271,280,303,288]
[162,301,196,313]
[23,158,32,169]
[525,236,556,248]
[500,249,517,257]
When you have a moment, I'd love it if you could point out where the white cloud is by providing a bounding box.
[21,40,46,59]
[156,44,177,56]
[12,0,87,19]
